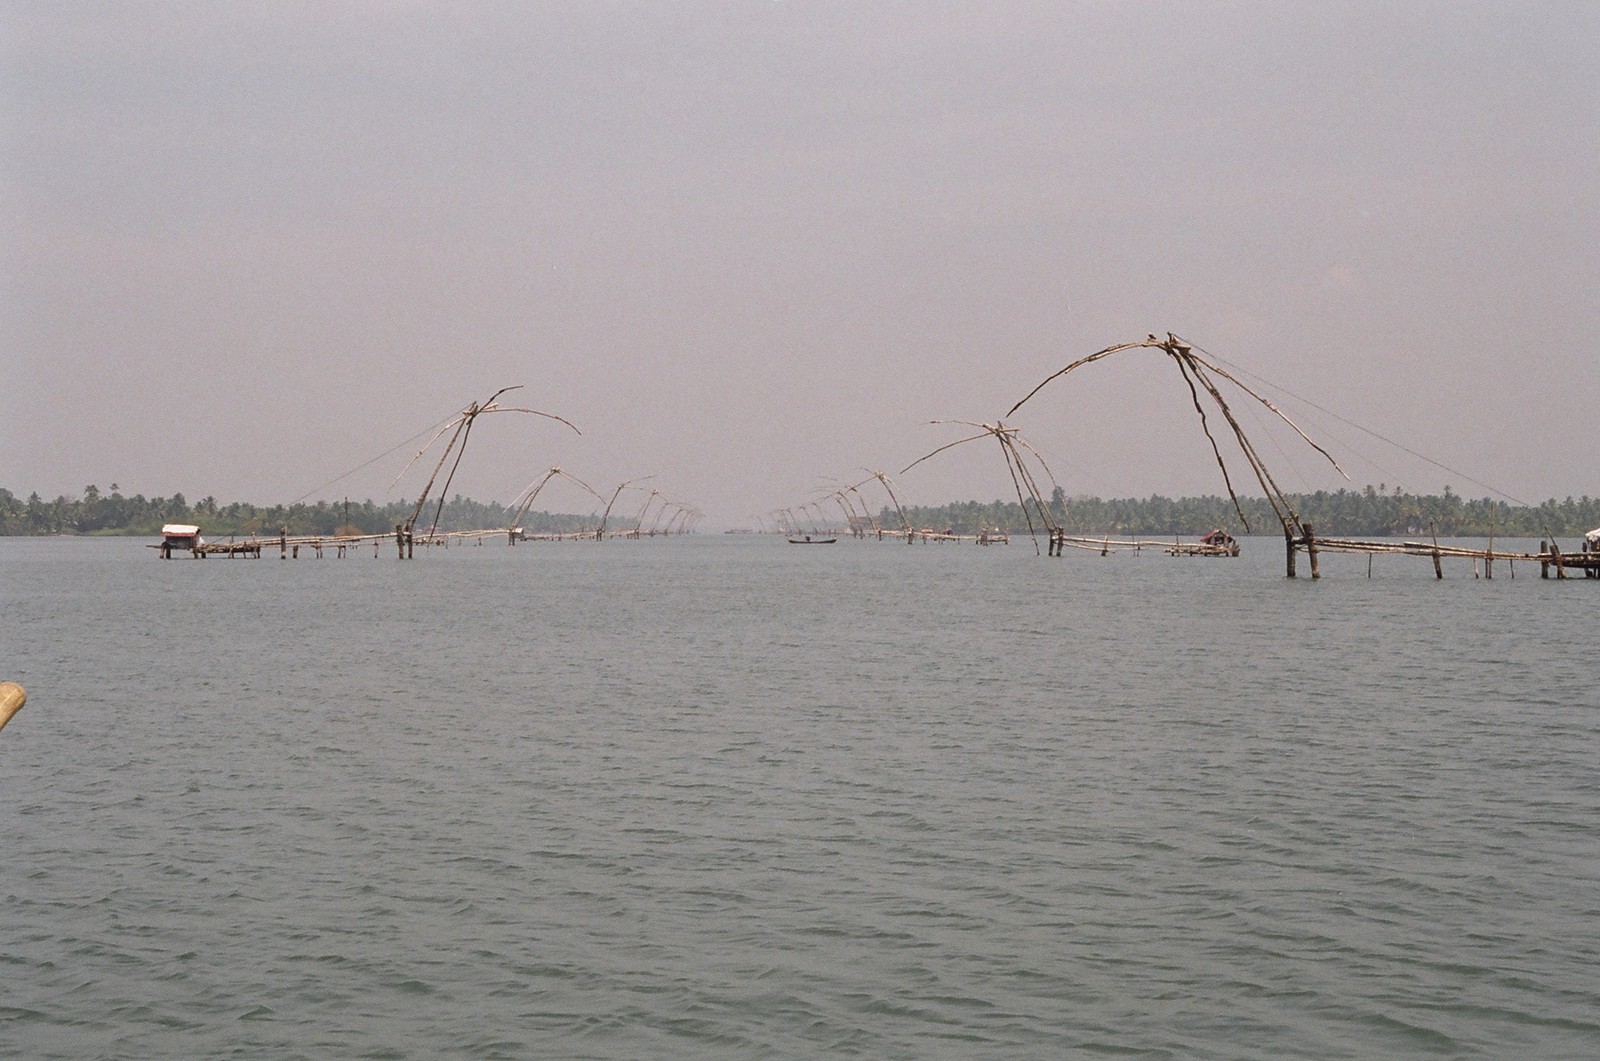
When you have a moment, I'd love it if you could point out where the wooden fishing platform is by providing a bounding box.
[1166,541,1239,557]
[1286,525,1600,579]
[151,528,582,560]
[1045,532,1241,557]
[154,523,648,559]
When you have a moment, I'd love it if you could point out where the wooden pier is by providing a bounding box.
[154,527,525,559]
[1045,532,1239,557]
[1285,525,1600,579]
[152,522,666,559]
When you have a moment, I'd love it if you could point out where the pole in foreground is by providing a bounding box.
[0,682,25,733]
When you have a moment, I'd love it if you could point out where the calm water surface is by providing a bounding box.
[2,535,1596,1058]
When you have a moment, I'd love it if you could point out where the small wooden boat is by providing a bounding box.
[787,535,837,544]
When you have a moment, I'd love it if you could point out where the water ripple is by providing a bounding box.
[2,537,1597,1058]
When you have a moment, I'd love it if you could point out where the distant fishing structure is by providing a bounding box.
[991,332,1345,564]
[904,420,1062,554]
[815,472,906,540]
[920,332,1597,579]
[389,386,579,557]
[772,470,912,542]
[507,467,604,543]
[153,387,701,560]
[622,491,702,538]
[140,365,1591,578]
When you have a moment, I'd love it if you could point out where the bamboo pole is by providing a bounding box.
[1542,528,1566,580]
[1487,510,1495,579]
[1303,537,1537,562]
[0,682,25,733]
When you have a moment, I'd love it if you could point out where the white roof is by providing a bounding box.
[161,524,201,536]
[1586,526,1600,543]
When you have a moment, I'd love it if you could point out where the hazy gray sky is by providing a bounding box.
[5,2,1596,525]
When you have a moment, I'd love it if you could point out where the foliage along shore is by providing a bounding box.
[884,485,1600,539]
[5,484,1599,540]
[0,487,593,538]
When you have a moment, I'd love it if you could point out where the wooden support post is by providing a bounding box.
[1431,523,1442,580]
[280,528,287,559]
[1540,541,1549,579]
[1304,523,1319,580]
[1285,528,1297,578]
[396,524,405,559]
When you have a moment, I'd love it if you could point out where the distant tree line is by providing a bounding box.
[6,483,1599,539]
[0,485,596,538]
[884,485,1600,539]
